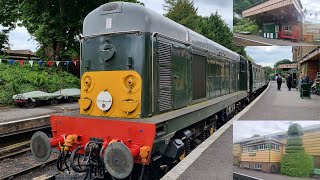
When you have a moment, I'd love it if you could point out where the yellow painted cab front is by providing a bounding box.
[79,71,142,118]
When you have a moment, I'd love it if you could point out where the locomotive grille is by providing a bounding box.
[158,41,172,112]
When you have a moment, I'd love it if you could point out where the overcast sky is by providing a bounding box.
[245,46,293,68]
[233,121,320,142]
[7,0,232,52]
[140,0,233,28]
[301,0,320,24]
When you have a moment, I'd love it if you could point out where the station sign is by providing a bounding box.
[277,63,298,69]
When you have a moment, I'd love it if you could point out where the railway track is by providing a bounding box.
[0,117,54,180]
[0,157,57,180]
[0,141,63,180]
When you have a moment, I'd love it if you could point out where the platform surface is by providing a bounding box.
[233,33,318,46]
[240,81,320,120]
[177,126,233,180]
[162,125,233,180]
[0,103,79,123]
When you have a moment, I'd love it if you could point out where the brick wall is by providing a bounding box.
[240,161,280,173]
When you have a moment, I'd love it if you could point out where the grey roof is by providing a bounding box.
[234,124,320,144]
[243,136,285,146]
[6,49,36,56]
[83,2,239,61]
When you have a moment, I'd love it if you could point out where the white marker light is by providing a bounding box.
[97,91,113,111]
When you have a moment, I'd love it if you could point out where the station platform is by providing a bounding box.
[162,81,319,180]
[0,103,79,123]
[240,81,320,120]
[233,33,317,46]
[162,120,233,180]
[0,103,79,136]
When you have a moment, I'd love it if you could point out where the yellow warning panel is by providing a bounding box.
[79,71,142,118]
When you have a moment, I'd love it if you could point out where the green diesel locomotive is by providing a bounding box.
[30,2,268,179]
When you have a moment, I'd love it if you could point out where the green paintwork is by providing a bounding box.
[263,23,276,33]
[81,32,153,118]
[172,42,192,109]
[80,31,267,157]
[239,56,249,91]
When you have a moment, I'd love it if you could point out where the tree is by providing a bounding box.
[201,12,233,50]
[274,59,292,69]
[281,123,313,177]
[0,0,141,60]
[0,31,9,54]
[263,66,272,74]
[164,0,202,33]
[233,45,249,59]
[233,0,253,15]
[163,0,242,54]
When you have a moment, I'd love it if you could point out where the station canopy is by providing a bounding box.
[300,47,320,64]
[242,0,304,22]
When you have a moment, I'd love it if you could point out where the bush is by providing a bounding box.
[281,123,313,177]
[233,18,259,34]
[287,136,303,146]
[0,63,80,105]
[281,153,314,177]
[288,124,304,136]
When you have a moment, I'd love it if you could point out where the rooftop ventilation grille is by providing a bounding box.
[102,3,118,11]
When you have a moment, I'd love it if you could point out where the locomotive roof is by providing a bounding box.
[83,2,240,61]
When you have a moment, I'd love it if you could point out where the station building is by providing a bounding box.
[303,24,320,42]
[3,48,39,60]
[242,0,304,41]
[292,46,320,81]
[233,124,320,174]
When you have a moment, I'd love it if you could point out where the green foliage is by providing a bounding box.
[165,0,202,33]
[233,0,254,15]
[232,45,249,59]
[287,136,303,146]
[0,63,79,105]
[0,0,141,60]
[281,123,313,177]
[201,12,233,50]
[233,18,259,34]
[274,59,293,69]
[288,123,304,137]
[281,153,313,177]
[0,31,9,54]
[164,0,236,53]
[263,66,272,74]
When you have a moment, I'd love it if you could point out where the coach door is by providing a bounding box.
[208,54,216,98]
[171,41,191,109]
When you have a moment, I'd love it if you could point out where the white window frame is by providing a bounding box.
[254,164,261,169]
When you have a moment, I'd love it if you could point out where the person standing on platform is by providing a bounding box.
[305,75,310,84]
[277,74,282,91]
[298,76,303,91]
[287,73,292,91]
